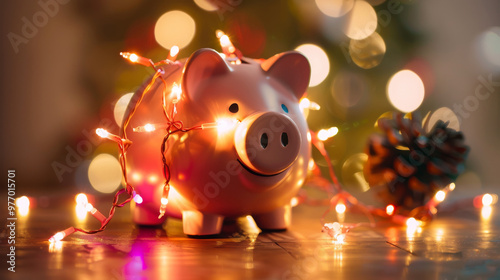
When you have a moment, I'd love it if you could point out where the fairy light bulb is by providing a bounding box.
[134,194,143,204]
[435,190,446,202]
[144,124,156,132]
[482,194,493,206]
[168,45,179,61]
[448,182,456,191]
[290,197,299,207]
[120,52,152,67]
[335,203,347,214]
[386,204,395,216]
[49,227,76,243]
[96,128,110,138]
[161,197,169,205]
[171,82,182,103]
[75,193,88,205]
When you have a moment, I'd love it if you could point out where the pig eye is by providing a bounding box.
[229,103,239,113]
[281,104,289,113]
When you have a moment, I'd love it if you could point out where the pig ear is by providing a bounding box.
[182,48,232,100]
[261,51,311,100]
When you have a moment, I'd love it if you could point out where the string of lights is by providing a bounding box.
[49,31,496,244]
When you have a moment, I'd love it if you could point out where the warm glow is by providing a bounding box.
[75,193,88,205]
[343,1,377,40]
[85,203,94,212]
[335,203,347,214]
[387,70,425,113]
[128,53,139,63]
[290,197,299,207]
[425,107,460,133]
[170,45,180,57]
[295,44,330,87]
[16,196,30,216]
[482,194,493,206]
[386,204,395,216]
[481,206,493,219]
[144,123,156,132]
[88,154,123,193]
[315,0,354,18]
[134,194,143,204]
[50,232,65,243]
[113,93,134,126]
[194,0,218,11]
[308,158,316,170]
[435,190,446,202]
[220,35,231,47]
[216,118,239,135]
[96,128,110,138]
[317,127,338,141]
[336,234,345,243]
[171,83,182,103]
[449,182,456,191]
[75,204,87,221]
[161,198,169,205]
[154,11,195,49]
[148,175,159,183]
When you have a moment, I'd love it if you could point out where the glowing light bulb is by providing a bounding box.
[161,198,169,205]
[120,52,151,66]
[317,129,329,141]
[129,53,138,62]
[317,127,338,141]
[96,128,110,138]
[16,196,30,216]
[435,190,446,202]
[336,234,345,243]
[169,46,179,59]
[335,203,346,214]
[449,182,456,191]
[171,83,182,103]
[134,194,143,204]
[50,232,65,243]
[386,204,395,216]
[406,217,420,230]
[300,98,311,110]
[144,124,156,132]
[220,35,231,47]
[75,193,88,205]
[85,203,94,212]
[290,197,299,207]
[482,194,493,206]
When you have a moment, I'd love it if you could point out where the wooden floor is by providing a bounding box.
[3,193,500,280]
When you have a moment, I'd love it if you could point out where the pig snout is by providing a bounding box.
[234,112,301,176]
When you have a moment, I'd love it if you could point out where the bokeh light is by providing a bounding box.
[16,196,30,217]
[194,0,218,11]
[343,1,377,40]
[154,11,195,49]
[315,0,354,18]
[435,190,446,202]
[114,92,134,126]
[295,44,330,87]
[387,70,425,112]
[349,32,386,69]
[424,107,460,132]
[88,154,123,193]
[476,26,500,69]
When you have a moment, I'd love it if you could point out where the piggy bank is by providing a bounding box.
[124,48,311,235]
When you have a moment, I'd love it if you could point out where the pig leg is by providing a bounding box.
[182,210,224,236]
[132,204,167,226]
[253,204,292,230]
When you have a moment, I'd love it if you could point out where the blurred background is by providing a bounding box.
[1,0,499,201]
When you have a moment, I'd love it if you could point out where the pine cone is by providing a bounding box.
[363,112,469,209]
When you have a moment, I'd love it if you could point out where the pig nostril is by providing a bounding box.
[260,133,269,149]
[281,132,288,147]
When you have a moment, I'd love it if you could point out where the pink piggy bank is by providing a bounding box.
[124,48,311,235]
